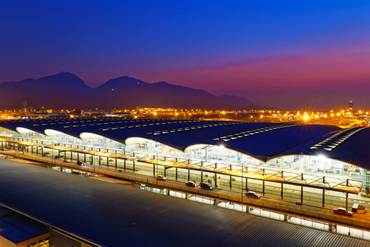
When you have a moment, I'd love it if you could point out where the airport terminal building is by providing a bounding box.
[1,118,370,208]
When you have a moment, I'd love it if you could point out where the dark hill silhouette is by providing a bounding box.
[0,72,92,109]
[0,72,274,110]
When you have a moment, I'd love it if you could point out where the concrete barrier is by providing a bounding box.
[180,187,190,192]
[172,185,181,190]
[276,205,290,212]
[229,196,240,202]
[336,217,352,225]
[303,210,319,218]
[199,190,208,196]
[319,214,335,222]
[218,194,229,200]
[242,198,251,204]
[263,203,277,210]
[352,220,370,229]
[251,200,263,206]
[208,192,219,198]
[190,188,199,194]
[290,208,303,214]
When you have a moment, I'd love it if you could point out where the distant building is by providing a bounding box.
[21,100,27,109]
[349,101,353,111]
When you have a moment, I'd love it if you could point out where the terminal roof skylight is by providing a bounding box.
[310,127,367,151]
[145,121,242,135]
[212,124,293,142]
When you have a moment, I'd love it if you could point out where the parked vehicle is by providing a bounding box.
[77,161,86,166]
[156,175,167,181]
[63,159,71,163]
[185,181,198,187]
[245,191,261,198]
[200,182,213,190]
[333,207,353,216]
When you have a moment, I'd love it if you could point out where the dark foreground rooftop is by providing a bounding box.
[0,159,369,247]
[0,207,49,243]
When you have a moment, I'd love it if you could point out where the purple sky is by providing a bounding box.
[1,1,370,109]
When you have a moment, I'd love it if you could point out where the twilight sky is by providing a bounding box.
[1,0,370,109]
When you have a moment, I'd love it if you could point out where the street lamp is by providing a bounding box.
[51,139,54,165]
[241,161,244,202]
[156,142,159,181]
[93,145,96,173]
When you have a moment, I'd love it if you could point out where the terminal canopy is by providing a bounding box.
[0,118,369,171]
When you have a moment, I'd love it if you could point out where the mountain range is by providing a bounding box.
[0,72,274,110]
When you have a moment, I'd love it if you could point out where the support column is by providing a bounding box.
[245,177,248,191]
[176,167,178,180]
[188,169,190,181]
[281,183,284,199]
[280,157,284,171]
[133,161,135,171]
[201,171,203,183]
[84,153,86,163]
[262,180,265,195]
[346,192,349,210]
[164,167,166,177]
[124,159,126,170]
[107,157,109,167]
[205,147,208,162]
[322,189,325,207]
[229,176,232,190]
[99,156,101,166]
[329,224,335,232]
[215,173,218,187]
[301,186,303,203]
[77,152,79,161]
[284,215,288,222]
[213,199,218,206]
[115,158,117,169]
[304,156,308,173]
[153,164,155,176]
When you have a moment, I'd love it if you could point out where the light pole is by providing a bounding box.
[241,161,244,202]
[156,142,159,178]
[51,139,54,165]
[94,146,96,173]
